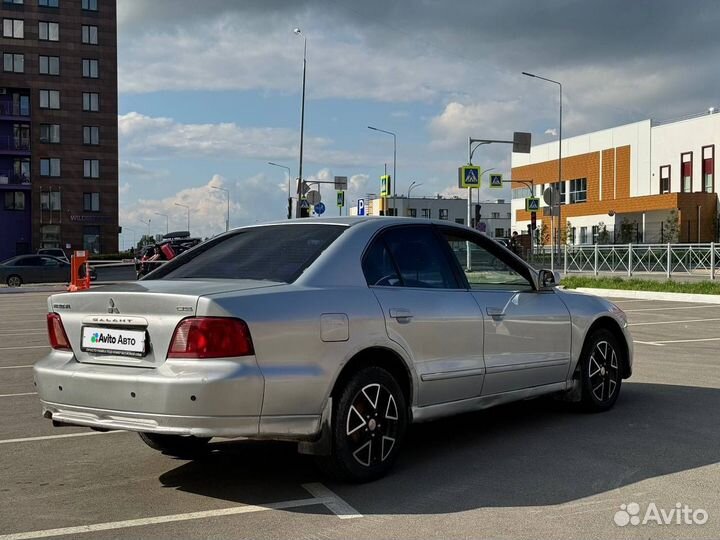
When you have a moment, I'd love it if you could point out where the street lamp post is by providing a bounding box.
[210,186,230,232]
[122,227,136,252]
[407,181,423,199]
[154,212,168,235]
[268,162,293,219]
[522,71,562,269]
[368,126,397,215]
[294,28,307,217]
[139,219,151,244]
[174,203,190,233]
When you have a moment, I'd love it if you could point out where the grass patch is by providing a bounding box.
[561,276,720,295]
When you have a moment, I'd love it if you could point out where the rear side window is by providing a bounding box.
[148,224,346,283]
[364,226,459,289]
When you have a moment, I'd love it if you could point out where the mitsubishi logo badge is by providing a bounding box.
[107,299,120,314]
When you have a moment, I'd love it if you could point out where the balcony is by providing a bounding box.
[0,170,31,187]
[0,102,30,118]
[0,136,30,155]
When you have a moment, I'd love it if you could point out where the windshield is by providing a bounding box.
[146,224,346,283]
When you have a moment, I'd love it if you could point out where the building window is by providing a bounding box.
[439,209,449,220]
[40,158,61,177]
[494,228,504,238]
[82,58,99,78]
[83,192,100,212]
[702,145,714,193]
[81,0,97,11]
[81,24,97,44]
[569,178,587,203]
[455,218,464,225]
[406,208,417,218]
[83,226,101,254]
[82,92,99,112]
[39,55,60,75]
[83,126,99,145]
[2,19,24,39]
[13,157,30,181]
[580,227,588,244]
[40,124,60,143]
[40,224,61,248]
[38,21,59,41]
[551,181,566,204]
[3,191,25,211]
[681,152,692,193]
[660,165,671,194]
[40,190,61,210]
[39,0,59,7]
[3,0,25,5]
[491,212,500,219]
[3,53,24,73]
[83,159,99,178]
[39,89,60,109]
[13,123,30,150]
[421,208,431,218]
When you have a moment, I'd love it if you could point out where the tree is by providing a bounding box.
[662,209,679,243]
[537,222,550,248]
[619,218,635,244]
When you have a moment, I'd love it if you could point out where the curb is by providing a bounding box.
[573,287,720,305]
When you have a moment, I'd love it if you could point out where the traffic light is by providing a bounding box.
[475,204,482,223]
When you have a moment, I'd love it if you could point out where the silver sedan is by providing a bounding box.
[34,217,632,482]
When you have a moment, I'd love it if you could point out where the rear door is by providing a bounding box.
[40,256,68,282]
[364,225,486,406]
[437,228,572,396]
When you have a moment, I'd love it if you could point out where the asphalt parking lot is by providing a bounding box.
[1,292,719,539]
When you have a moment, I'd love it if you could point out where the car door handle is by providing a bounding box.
[389,308,414,320]
[486,307,506,317]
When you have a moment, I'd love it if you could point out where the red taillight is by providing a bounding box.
[47,313,71,351]
[168,317,254,359]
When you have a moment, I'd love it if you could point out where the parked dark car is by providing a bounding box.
[1,255,71,287]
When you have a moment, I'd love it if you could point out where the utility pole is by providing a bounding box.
[294,28,308,217]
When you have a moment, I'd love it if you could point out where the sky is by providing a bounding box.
[116,0,720,245]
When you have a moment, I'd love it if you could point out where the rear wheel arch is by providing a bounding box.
[581,316,630,378]
[331,346,414,413]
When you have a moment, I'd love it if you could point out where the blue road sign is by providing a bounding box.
[357,198,365,216]
[314,202,326,215]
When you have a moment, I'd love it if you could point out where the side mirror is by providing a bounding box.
[538,269,557,289]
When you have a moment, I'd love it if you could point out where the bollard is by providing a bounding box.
[594,244,599,276]
[712,242,716,281]
[628,243,632,278]
[666,243,671,279]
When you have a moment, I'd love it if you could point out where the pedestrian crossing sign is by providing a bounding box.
[459,166,481,188]
[525,197,540,212]
[489,173,503,188]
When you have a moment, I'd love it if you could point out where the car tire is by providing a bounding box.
[318,366,407,483]
[138,433,211,458]
[6,275,22,288]
[579,329,623,413]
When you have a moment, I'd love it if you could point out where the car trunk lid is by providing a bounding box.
[49,279,280,368]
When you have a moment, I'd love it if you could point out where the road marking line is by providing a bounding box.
[629,317,720,326]
[634,340,665,347]
[635,337,720,346]
[624,305,720,312]
[0,345,48,351]
[0,365,33,370]
[0,392,37,398]
[302,482,363,519]
[0,332,45,336]
[0,431,123,445]
[0,496,343,540]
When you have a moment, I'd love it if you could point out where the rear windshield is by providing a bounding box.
[146,224,346,283]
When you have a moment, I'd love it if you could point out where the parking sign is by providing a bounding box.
[357,198,365,216]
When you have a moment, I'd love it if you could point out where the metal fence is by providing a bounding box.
[557,243,720,278]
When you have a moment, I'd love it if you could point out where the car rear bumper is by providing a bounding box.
[40,400,259,438]
[33,351,265,437]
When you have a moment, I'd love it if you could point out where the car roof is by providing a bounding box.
[231,216,473,233]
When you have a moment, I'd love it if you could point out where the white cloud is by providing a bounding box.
[544,128,557,136]
[118,112,367,167]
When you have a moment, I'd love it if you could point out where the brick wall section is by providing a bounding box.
[615,145,631,199]
[601,149,616,201]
